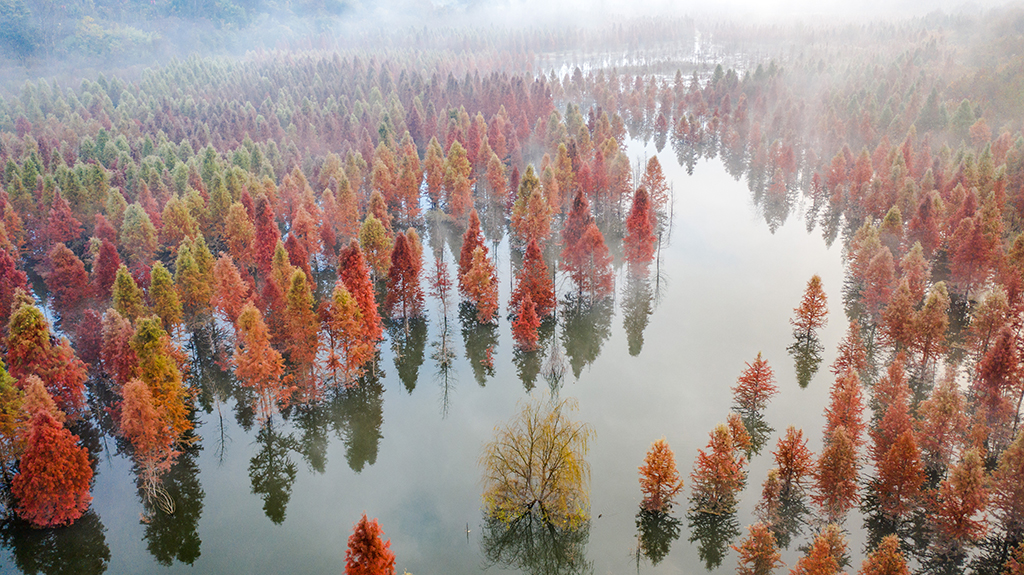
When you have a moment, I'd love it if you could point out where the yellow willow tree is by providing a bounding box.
[481,397,594,528]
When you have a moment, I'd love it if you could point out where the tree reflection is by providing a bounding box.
[634,508,681,566]
[459,302,497,385]
[336,369,385,473]
[560,297,613,380]
[291,401,329,474]
[687,509,740,571]
[389,317,427,394]
[143,444,204,566]
[514,320,554,391]
[740,413,774,457]
[788,334,823,389]
[621,272,654,357]
[481,513,592,575]
[248,422,298,525]
[0,509,110,575]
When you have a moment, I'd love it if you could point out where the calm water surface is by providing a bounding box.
[0,140,852,575]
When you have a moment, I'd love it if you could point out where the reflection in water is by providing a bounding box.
[292,401,330,474]
[459,302,498,385]
[248,422,299,524]
[543,330,568,398]
[687,510,740,571]
[634,508,681,566]
[337,370,386,473]
[515,320,554,391]
[481,513,592,575]
[560,297,613,380]
[431,317,457,418]
[788,334,823,389]
[142,446,204,566]
[740,413,773,457]
[389,318,428,394]
[621,272,654,357]
[0,510,110,575]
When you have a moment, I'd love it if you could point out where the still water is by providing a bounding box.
[0,140,850,574]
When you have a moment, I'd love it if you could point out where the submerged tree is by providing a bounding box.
[638,437,684,513]
[481,397,594,528]
[345,513,396,575]
[11,410,92,528]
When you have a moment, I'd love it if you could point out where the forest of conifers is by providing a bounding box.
[1,2,1024,574]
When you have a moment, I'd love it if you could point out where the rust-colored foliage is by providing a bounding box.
[92,239,121,301]
[690,422,747,514]
[564,222,614,302]
[931,448,989,556]
[858,534,909,575]
[624,186,656,268]
[916,372,969,475]
[463,246,499,323]
[824,369,866,449]
[345,513,396,575]
[211,253,253,326]
[638,437,683,512]
[0,247,29,327]
[511,293,541,351]
[874,430,924,519]
[831,321,868,377]
[45,191,83,248]
[773,426,814,499]
[42,243,89,322]
[120,377,176,481]
[790,524,846,575]
[385,232,424,321]
[253,194,281,278]
[284,269,319,369]
[6,299,87,416]
[732,352,779,415]
[339,240,383,345]
[11,410,92,528]
[130,317,192,439]
[791,275,828,339]
[813,425,860,523]
[321,282,371,386]
[510,238,555,319]
[233,302,289,422]
[101,308,138,387]
[733,522,784,575]
[458,209,486,295]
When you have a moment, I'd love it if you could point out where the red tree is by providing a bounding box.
[92,239,121,301]
[42,244,90,322]
[564,222,613,303]
[385,232,424,322]
[11,410,92,528]
[463,246,499,323]
[233,302,290,422]
[339,240,383,345]
[773,426,814,500]
[690,422,747,514]
[510,238,555,319]
[931,448,989,557]
[813,425,860,523]
[639,437,684,512]
[858,534,909,575]
[732,352,778,415]
[45,191,83,248]
[345,513,396,575]
[791,275,828,339]
[211,253,253,326]
[0,247,29,328]
[458,209,486,295]
[6,300,87,416]
[624,186,657,268]
[733,522,784,575]
[511,293,541,351]
[790,524,846,575]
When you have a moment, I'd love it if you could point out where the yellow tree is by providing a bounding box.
[481,397,594,528]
